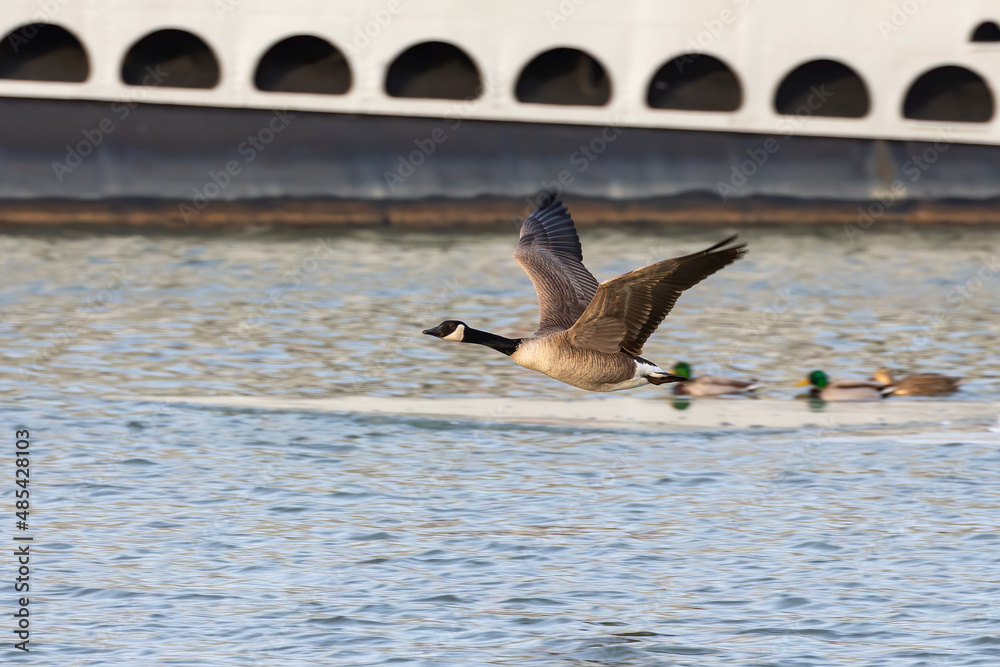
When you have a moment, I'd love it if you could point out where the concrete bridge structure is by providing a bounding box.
[1,0,999,224]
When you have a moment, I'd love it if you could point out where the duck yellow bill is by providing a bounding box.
[794,379,811,386]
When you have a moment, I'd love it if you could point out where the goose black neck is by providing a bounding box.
[463,327,521,356]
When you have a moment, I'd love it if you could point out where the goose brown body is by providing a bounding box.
[511,336,657,392]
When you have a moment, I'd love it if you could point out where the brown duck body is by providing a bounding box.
[798,371,890,401]
[873,368,962,396]
[811,381,887,401]
[673,375,760,397]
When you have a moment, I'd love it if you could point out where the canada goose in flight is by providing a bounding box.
[871,367,961,396]
[796,370,893,401]
[423,197,746,392]
[670,361,760,396]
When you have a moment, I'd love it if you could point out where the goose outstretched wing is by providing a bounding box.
[567,236,747,355]
[514,196,600,336]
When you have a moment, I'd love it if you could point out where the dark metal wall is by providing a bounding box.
[1,97,996,203]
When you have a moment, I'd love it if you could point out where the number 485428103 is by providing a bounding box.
[15,430,29,525]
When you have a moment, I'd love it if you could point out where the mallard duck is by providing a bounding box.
[796,370,892,401]
[423,196,746,392]
[872,367,961,396]
[670,361,760,396]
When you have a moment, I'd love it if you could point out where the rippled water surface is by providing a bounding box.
[3,224,1000,665]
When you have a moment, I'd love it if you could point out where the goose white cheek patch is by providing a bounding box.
[442,324,465,341]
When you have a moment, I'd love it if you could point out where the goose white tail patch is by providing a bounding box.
[442,324,466,341]
[639,361,666,377]
[600,359,665,391]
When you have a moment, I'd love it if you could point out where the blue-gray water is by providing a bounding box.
[3,224,1000,665]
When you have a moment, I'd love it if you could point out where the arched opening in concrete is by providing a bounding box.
[385,41,480,99]
[515,48,611,106]
[0,23,88,82]
[774,59,869,117]
[122,29,220,88]
[255,35,351,94]
[903,65,994,122]
[646,54,741,111]
[971,21,1000,42]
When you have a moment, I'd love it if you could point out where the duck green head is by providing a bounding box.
[796,370,829,388]
[671,361,692,379]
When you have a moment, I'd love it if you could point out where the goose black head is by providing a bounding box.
[422,320,467,342]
